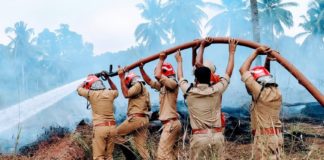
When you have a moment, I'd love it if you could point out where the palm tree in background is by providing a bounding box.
[164,0,207,44]
[5,21,38,99]
[135,0,168,50]
[5,21,34,59]
[206,0,251,38]
[258,0,297,40]
[296,0,324,50]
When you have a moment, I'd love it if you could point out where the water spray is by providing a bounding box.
[0,79,85,133]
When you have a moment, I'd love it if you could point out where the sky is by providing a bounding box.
[0,0,311,55]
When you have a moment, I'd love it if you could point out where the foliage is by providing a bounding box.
[135,0,168,51]
[163,0,207,44]
[0,22,94,106]
[206,0,252,39]
[296,0,324,51]
[258,0,298,39]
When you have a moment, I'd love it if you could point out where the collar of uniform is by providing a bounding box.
[196,84,209,89]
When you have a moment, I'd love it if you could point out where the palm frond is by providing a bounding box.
[5,27,14,34]
[277,2,298,8]
[205,2,224,10]
[295,31,310,39]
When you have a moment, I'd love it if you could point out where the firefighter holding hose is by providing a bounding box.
[77,73,118,160]
[139,52,182,160]
[175,38,237,160]
[192,38,237,132]
[239,46,283,160]
[116,68,151,160]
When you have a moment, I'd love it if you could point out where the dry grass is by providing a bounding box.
[1,121,323,160]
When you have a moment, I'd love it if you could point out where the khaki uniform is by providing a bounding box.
[241,71,283,160]
[77,87,118,160]
[149,75,182,160]
[116,82,151,160]
[179,74,230,160]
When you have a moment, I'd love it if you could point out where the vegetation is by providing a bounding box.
[1,0,322,107]
[206,0,251,39]
[296,0,324,51]
[0,0,323,155]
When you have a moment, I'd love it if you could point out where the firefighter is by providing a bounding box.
[116,69,151,160]
[139,52,181,160]
[77,74,118,160]
[203,60,226,131]
[192,38,238,135]
[239,46,283,160]
[175,38,237,160]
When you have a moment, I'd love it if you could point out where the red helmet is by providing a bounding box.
[162,62,175,77]
[83,75,100,89]
[210,74,221,84]
[251,66,270,80]
[125,72,140,87]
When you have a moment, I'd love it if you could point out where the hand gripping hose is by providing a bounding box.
[103,37,324,106]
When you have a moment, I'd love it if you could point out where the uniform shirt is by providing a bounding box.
[179,74,230,129]
[77,87,118,125]
[126,82,151,115]
[241,71,282,130]
[149,75,179,121]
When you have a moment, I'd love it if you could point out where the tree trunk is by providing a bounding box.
[250,0,262,65]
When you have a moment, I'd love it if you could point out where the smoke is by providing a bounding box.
[0,0,323,154]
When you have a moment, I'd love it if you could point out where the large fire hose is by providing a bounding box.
[98,37,324,106]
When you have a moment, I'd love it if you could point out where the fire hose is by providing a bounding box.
[96,37,324,106]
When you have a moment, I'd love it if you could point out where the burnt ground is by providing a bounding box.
[1,103,324,160]
[1,121,323,160]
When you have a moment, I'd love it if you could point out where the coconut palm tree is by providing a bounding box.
[5,21,34,58]
[258,0,298,39]
[135,0,168,50]
[296,0,324,50]
[206,0,251,39]
[5,21,37,99]
[164,0,207,44]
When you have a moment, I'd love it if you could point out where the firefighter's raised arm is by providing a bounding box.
[191,39,200,66]
[154,52,167,80]
[225,38,238,77]
[118,67,129,98]
[175,50,183,81]
[139,63,152,84]
[240,46,270,75]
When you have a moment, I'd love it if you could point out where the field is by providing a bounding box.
[1,117,323,160]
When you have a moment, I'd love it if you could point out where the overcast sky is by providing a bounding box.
[0,0,311,55]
